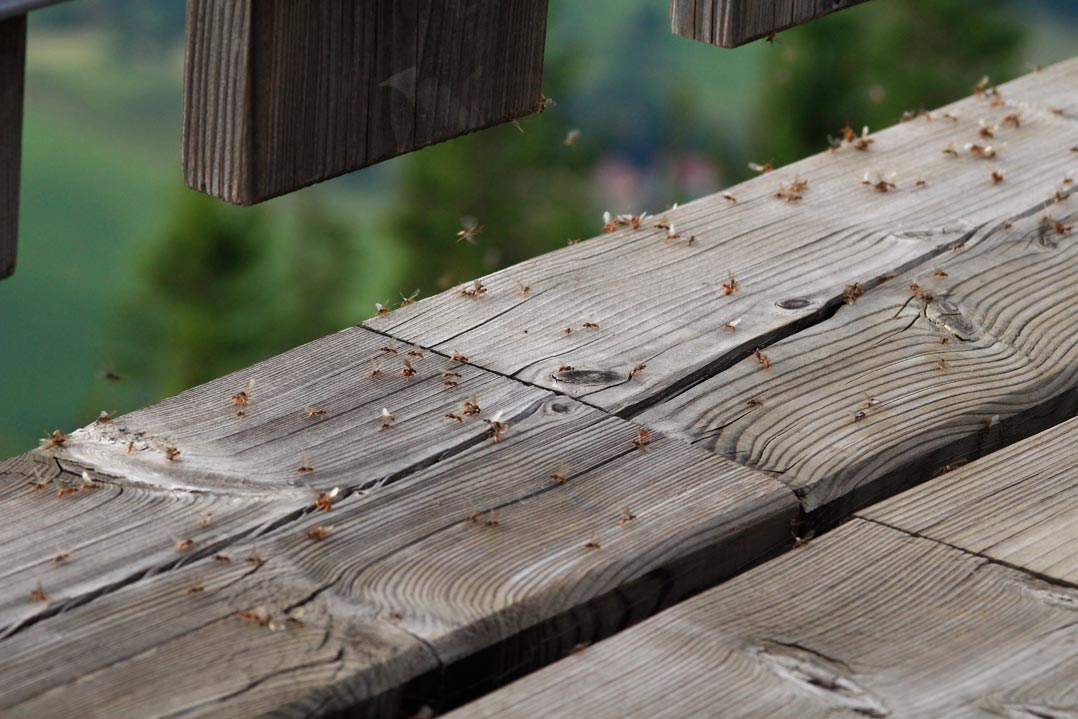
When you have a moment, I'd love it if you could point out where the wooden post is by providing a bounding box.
[0,14,26,279]
[183,0,550,206]
[670,0,869,48]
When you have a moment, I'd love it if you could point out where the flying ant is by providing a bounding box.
[232,379,254,409]
[164,446,181,462]
[516,280,530,297]
[564,129,581,147]
[1001,112,1022,128]
[930,269,948,278]
[459,280,487,299]
[444,413,464,423]
[561,326,574,336]
[380,341,398,356]
[549,464,569,485]
[213,554,232,563]
[95,410,114,424]
[379,408,396,431]
[753,350,772,370]
[843,283,864,304]
[723,318,741,332]
[307,526,330,541]
[862,172,897,192]
[978,119,996,139]
[198,512,214,527]
[965,143,996,158]
[556,365,575,374]
[632,429,651,451]
[369,362,383,378]
[628,363,647,380]
[400,358,417,379]
[245,550,266,569]
[187,580,205,595]
[456,217,484,245]
[484,412,509,443]
[52,551,71,565]
[943,142,959,158]
[462,393,481,416]
[312,489,336,510]
[449,351,470,365]
[30,584,47,603]
[774,177,808,202]
[936,358,949,371]
[297,465,315,474]
[991,169,1005,185]
[722,273,741,295]
[41,430,67,450]
[582,322,600,330]
[176,539,195,552]
[584,533,602,550]
[748,161,773,174]
[617,508,637,526]
[723,193,737,203]
[375,301,392,317]
[399,289,420,307]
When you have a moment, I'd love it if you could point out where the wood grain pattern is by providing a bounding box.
[447,519,1078,719]
[0,325,797,717]
[636,197,1078,520]
[367,58,1078,420]
[671,0,871,47]
[183,0,549,205]
[863,417,1078,586]
[0,14,25,279]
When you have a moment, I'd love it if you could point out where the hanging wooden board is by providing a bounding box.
[0,14,25,279]
[183,0,551,206]
[671,0,871,48]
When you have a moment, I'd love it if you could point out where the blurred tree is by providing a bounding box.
[754,0,1026,167]
[388,53,601,296]
[113,190,372,398]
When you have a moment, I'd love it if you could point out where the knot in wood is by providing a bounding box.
[776,297,814,310]
[925,299,980,341]
[550,368,622,387]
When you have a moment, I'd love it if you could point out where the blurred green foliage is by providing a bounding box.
[755,0,1025,164]
[1,0,1073,456]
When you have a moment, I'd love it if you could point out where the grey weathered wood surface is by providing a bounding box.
[0,14,25,278]
[367,59,1078,417]
[4,59,1078,718]
[446,517,1078,719]
[183,0,550,205]
[0,326,796,717]
[864,417,1078,586]
[636,195,1078,519]
[670,0,871,47]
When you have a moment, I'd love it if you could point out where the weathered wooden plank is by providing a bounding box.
[0,325,797,717]
[863,417,1078,586]
[367,58,1078,420]
[670,0,871,47]
[183,0,549,205]
[0,14,25,279]
[0,453,289,637]
[447,519,1078,719]
[637,194,1078,521]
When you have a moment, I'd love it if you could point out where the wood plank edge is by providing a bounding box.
[0,13,26,279]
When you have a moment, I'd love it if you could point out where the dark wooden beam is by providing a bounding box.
[0,14,26,279]
[670,0,870,48]
[183,0,550,206]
